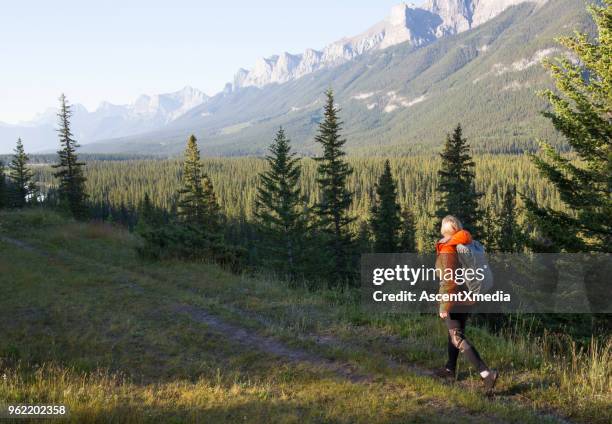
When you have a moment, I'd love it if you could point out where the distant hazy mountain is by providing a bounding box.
[82,0,587,156]
[0,86,208,153]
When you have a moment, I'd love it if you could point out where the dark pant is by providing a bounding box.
[445,313,488,373]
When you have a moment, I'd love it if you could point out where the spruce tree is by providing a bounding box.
[525,1,611,253]
[0,161,6,209]
[314,89,355,284]
[255,128,305,278]
[26,181,40,206]
[356,221,372,254]
[399,209,417,253]
[495,186,523,253]
[53,94,88,219]
[135,192,167,259]
[202,175,220,232]
[481,205,498,250]
[137,193,163,231]
[177,134,219,231]
[435,124,482,238]
[370,160,402,253]
[8,138,33,207]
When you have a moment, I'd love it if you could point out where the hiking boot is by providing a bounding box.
[483,370,498,391]
[434,367,456,380]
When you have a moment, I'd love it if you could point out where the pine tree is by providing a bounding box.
[8,138,33,207]
[135,192,167,259]
[255,127,305,278]
[26,181,40,205]
[53,94,88,219]
[356,221,372,254]
[370,160,402,253]
[495,186,523,252]
[525,1,611,253]
[481,205,498,250]
[202,175,221,232]
[399,208,417,253]
[435,124,483,238]
[314,89,355,284]
[0,161,6,209]
[137,193,163,230]
[177,135,219,231]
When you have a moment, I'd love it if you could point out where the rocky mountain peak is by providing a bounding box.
[424,0,474,35]
[232,0,548,90]
[389,3,411,26]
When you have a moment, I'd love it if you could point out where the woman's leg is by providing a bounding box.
[445,317,461,372]
[446,313,488,373]
[446,333,460,372]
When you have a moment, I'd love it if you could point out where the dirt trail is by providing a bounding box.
[207,302,437,378]
[173,303,373,383]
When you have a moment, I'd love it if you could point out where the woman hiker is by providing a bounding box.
[434,215,498,391]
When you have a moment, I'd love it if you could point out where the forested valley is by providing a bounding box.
[18,153,560,252]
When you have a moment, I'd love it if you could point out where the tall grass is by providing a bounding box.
[564,338,611,398]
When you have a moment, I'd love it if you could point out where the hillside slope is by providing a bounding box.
[83,0,590,156]
[0,210,609,423]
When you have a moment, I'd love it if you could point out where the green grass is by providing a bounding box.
[0,209,609,423]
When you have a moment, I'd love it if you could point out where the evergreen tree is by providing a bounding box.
[202,175,221,232]
[135,192,167,259]
[255,127,305,278]
[8,138,33,207]
[435,124,483,238]
[399,208,417,252]
[314,89,355,284]
[26,181,40,206]
[53,94,88,219]
[481,205,498,250]
[525,1,611,253]
[177,135,220,231]
[0,161,6,209]
[356,221,372,254]
[370,160,402,253]
[495,186,523,252]
[137,193,163,231]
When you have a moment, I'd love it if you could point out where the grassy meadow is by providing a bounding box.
[0,209,609,423]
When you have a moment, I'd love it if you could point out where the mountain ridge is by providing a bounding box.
[232,0,549,90]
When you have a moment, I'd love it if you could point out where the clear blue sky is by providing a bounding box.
[0,0,425,124]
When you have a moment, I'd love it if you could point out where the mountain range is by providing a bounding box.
[0,0,591,155]
[0,86,208,153]
[232,0,549,89]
